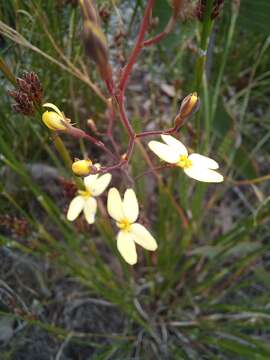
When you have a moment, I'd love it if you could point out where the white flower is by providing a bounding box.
[107,188,158,265]
[67,167,111,224]
[148,135,224,183]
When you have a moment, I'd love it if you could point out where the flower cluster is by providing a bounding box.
[66,161,158,265]
[40,102,224,266]
[7,0,226,268]
[67,164,111,224]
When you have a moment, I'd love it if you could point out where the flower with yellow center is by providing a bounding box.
[107,188,158,265]
[42,103,71,131]
[148,135,224,183]
[72,159,93,176]
[67,165,111,224]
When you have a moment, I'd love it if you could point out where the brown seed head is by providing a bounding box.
[8,71,43,116]
[195,0,224,21]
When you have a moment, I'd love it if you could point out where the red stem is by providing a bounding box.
[143,32,167,47]
[116,94,135,138]
[119,0,155,93]
[143,17,175,47]
[64,126,117,161]
[135,126,177,138]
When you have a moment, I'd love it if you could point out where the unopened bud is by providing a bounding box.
[83,21,108,64]
[174,92,200,128]
[79,0,112,84]
[79,0,99,25]
[42,111,67,131]
[72,159,93,176]
[179,92,200,118]
[121,153,128,161]
[87,118,98,133]
[42,103,70,131]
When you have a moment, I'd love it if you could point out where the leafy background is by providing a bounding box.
[0,0,270,359]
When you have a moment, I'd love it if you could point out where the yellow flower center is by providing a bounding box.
[78,189,92,198]
[177,155,192,169]
[117,218,131,232]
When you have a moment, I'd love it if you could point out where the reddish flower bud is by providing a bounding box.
[174,92,200,128]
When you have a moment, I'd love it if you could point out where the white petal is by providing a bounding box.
[184,166,224,183]
[83,197,97,224]
[117,231,137,265]
[42,103,63,117]
[84,174,98,190]
[89,173,112,196]
[148,141,180,164]
[67,196,85,221]
[131,223,158,251]
[123,189,139,223]
[83,164,102,190]
[188,153,219,170]
[107,188,124,221]
[161,135,188,156]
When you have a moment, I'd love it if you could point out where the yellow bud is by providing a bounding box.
[42,111,67,131]
[174,92,200,128]
[72,159,93,176]
[180,92,199,117]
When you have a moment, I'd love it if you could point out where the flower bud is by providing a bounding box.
[42,111,67,131]
[79,0,99,25]
[42,103,70,131]
[174,92,200,128]
[79,0,112,84]
[72,159,93,176]
[83,20,109,69]
[179,92,200,118]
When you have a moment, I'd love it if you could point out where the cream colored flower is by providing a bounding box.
[148,135,224,183]
[67,166,111,224]
[107,188,158,265]
[42,103,70,131]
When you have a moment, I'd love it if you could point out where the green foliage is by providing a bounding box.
[0,0,270,358]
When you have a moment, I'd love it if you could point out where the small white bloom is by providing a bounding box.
[67,166,111,224]
[148,135,224,183]
[107,188,158,265]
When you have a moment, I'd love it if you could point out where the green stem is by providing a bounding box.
[53,134,72,169]
[211,6,239,121]
[194,0,214,139]
[52,134,83,189]
[195,9,214,88]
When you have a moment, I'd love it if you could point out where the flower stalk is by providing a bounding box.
[194,0,215,137]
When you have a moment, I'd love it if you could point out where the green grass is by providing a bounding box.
[0,0,270,358]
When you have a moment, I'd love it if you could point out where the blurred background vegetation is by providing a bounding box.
[0,0,270,359]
